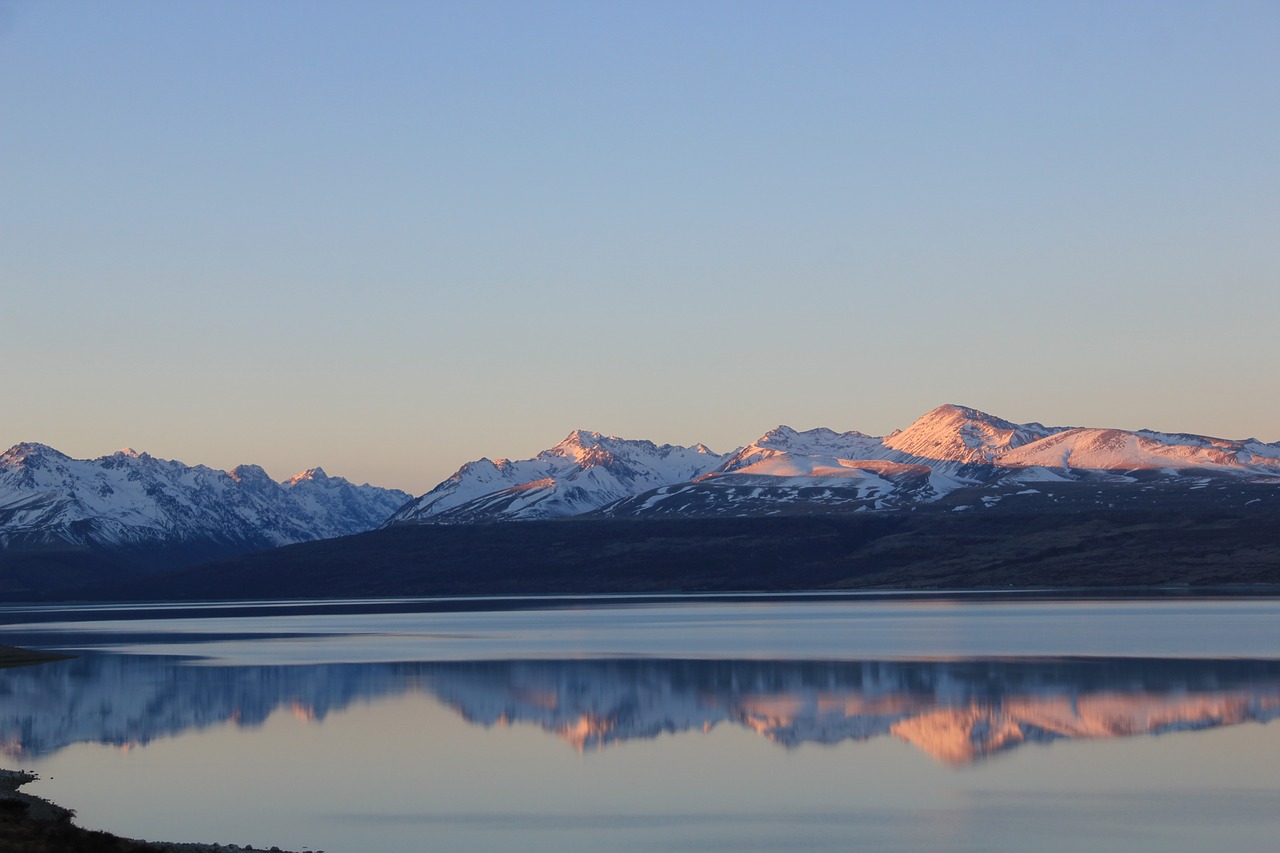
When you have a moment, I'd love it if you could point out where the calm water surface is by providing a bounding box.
[2,596,1278,852]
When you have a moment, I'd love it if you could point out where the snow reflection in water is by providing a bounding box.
[3,598,1280,853]
[3,654,1280,764]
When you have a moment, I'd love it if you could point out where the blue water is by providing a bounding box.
[2,595,1279,852]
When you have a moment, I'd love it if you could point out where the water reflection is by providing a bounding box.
[3,655,1278,765]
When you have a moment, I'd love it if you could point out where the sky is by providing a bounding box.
[2,0,1277,494]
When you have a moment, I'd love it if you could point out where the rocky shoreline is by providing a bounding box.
[1,768,311,853]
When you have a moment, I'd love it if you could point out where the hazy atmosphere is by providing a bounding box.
[3,0,1276,493]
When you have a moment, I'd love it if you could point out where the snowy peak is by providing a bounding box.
[883,404,1063,465]
[282,466,410,536]
[0,441,70,467]
[545,438,621,472]
[390,432,727,524]
[286,467,330,486]
[229,464,275,486]
[542,430,718,472]
[547,429,612,456]
[753,425,882,456]
[760,424,878,448]
[717,425,886,475]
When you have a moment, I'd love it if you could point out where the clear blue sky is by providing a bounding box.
[3,0,1277,493]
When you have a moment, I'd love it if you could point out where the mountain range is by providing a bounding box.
[4,404,1278,599]
[391,404,1280,524]
[0,442,409,555]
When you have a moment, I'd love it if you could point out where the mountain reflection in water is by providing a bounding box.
[3,656,1278,765]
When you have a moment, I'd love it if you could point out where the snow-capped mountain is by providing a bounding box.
[393,405,1280,524]
[994,426,1280,472]
[882,404,1064,465]
[9,404,1276,555]
[0,442,410,553]
[388,430,726,523]
[717,425,888,472]
[603,404,1280,518]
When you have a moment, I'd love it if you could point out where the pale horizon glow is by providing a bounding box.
[2,1,1277,494]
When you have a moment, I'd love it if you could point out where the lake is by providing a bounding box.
[2,594,1279,852]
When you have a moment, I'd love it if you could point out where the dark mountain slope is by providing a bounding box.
[62,485,1280,601]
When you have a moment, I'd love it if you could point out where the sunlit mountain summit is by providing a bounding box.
[388,429,728,523]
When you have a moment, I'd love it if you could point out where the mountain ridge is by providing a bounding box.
[0,441,410,559]
[391,404,1280,525]
[6,404,1279,599]
[388,429,727,524]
